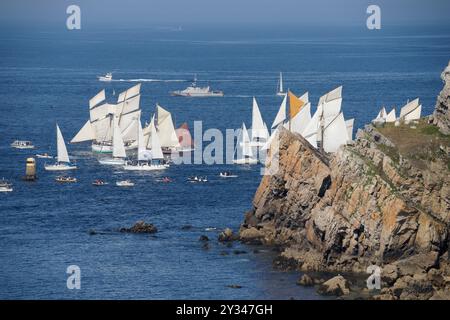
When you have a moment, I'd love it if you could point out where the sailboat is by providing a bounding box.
[155,104,180,154]
[45,124,77,171]
[71,84,142,154]
[249,97,269,147]
[302,86,349,153]
[233,123,258,165]
[399,98,421,122]
[98,116,127,165]
[271,90,311,135]
[123,117,167,171]
[276,72,285,96]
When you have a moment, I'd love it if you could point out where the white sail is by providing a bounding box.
[278,72,284,93]
[117,94,140,117]
[71,120,95,143]
[137,119,151,161]
[251,97,267,141]
[262,127,279,151]
[92,116,113,142]
[120,110,141,141]
[89,90,106,109]
[400,98,421,121]
[302,104,322,148]
[56,124,70,163]
[386,108,396,122]
[290,102,311,135]
[345,118,354,141]
[322,112,349,153]
[271,94,287,129]
[156,104,180,148]
[90,103,115,123]
[112,116,126,159]
[150,117,164,160]
[117,83,141,103]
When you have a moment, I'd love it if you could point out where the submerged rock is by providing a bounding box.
[296,274,314,287]
[218,228,237,242]
[120,221,157,234]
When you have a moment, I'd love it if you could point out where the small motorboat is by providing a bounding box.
[219,171,238,178]
[11,140,34,149]
[187,176,208,183]
[0,179,13,192]
[36,153,53,159]
[98,72,113,82]
[116,180,134,187]
[92,179,108,186]
[55,176,77,183]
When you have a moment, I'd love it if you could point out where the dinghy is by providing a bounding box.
[45,125,77,171]
[233,123,258,165]
[36,153,53,159]
[55,176,77,183]
[219,172,238,178]
[11,140,34,149]
[92,179,108,186]
[116,180,134,187]
[0,179,13,192]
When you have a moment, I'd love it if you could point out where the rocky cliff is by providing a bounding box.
[240,67,450,300]
[433,61,450,134]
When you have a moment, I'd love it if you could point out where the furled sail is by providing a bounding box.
[56,124,70,163]
[271,94,287,129]
[112,116,126,159]
[400,98,421,121]
[71,120,95,143]
[156,104,180,148]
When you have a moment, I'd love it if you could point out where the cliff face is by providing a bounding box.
[433,61,450,134]
[241,126,449,275]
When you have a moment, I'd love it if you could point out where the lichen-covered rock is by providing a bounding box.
[433,61,450,134]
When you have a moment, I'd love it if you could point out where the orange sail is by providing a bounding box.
[288,90,305,119]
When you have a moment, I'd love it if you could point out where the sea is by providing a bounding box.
[0,25,449,299]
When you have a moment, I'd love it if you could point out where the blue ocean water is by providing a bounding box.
[0,25,449,299]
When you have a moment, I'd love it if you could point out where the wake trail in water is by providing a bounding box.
[113,79,189,83]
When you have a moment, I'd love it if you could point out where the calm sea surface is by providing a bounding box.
[0,25,449,299]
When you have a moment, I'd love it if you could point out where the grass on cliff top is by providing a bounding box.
[375,119,450,170]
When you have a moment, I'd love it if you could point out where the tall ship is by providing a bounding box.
[71,84,142,154]
[171,76,223,97]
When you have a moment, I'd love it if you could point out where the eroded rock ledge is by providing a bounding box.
[240,119,450,299]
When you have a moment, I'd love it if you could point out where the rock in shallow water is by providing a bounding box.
[317,275,350,296]
[120,221,158,234]
[296,274,314,287]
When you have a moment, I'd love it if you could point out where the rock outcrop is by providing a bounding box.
[433,61,450,134]
[120,221,158,234]
[240,64,450,299]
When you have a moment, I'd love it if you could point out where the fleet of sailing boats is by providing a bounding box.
[372,98,422,125]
